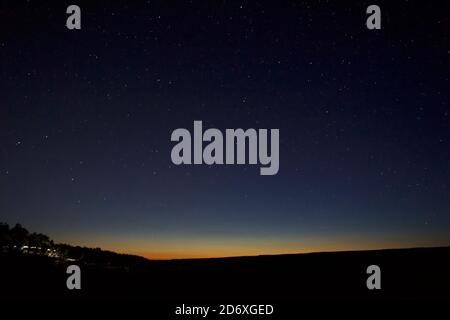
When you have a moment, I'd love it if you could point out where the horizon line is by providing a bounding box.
[127,244,450,261]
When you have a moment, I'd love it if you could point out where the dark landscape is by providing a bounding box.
[1,224,449,303]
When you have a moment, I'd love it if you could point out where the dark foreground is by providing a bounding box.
[1,247,449,315]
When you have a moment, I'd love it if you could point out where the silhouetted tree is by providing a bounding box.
[10,223,29,246]
[0,222,11,247]
[1,222,148,267]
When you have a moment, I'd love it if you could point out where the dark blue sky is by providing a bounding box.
[1,0,449,258]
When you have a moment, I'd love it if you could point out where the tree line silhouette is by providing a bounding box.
[0,222,148,267]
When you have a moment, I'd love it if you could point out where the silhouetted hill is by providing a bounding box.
[1,246,450,301]
[1,223,450,316]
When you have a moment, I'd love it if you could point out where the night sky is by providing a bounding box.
[1,1,450,259]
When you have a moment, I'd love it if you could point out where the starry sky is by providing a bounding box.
[1,1,450,259]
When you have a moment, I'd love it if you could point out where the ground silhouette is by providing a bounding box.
[1,223,449,307]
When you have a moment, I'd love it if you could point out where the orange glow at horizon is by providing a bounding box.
[112,237,449,260]
[53,230,450,260]
[129,243,435,260]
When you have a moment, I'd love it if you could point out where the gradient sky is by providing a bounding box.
[1,1,450,259]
